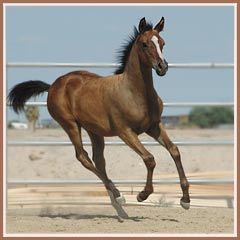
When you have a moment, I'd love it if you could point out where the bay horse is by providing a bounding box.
[8,17,190,220]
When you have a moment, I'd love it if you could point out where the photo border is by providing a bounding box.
[1,1,239,239]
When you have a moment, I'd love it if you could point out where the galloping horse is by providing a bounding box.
[8,17,190,219]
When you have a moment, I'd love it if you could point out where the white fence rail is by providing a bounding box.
[6,62,234,68]
[8,178,234,185]
[7,101,234,108]
[8,140,234,146]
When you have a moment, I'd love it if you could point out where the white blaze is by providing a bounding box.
[151,35,165,62]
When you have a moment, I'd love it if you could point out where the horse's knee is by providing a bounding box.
[143,154,156,170]
[169,144,180,159]
[180,179,189,190]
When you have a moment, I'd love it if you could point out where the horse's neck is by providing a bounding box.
[122,45,160,119]
[124,45,156,99]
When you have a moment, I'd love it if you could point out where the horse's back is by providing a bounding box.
[69,70,102,79]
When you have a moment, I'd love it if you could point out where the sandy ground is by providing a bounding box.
[6,206,234,234]
[6,127,235,234]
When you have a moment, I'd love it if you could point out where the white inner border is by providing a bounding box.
[3,2,237,238]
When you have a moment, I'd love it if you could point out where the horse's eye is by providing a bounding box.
[142,42,148,49]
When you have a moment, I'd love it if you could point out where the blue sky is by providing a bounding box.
[5,4,235,122]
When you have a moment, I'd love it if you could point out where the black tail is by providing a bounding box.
[8,80,51,113]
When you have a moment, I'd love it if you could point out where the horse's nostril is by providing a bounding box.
[158,60,167,70]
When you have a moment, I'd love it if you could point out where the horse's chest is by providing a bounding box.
[130,99,160,133]
[112,87,160,133]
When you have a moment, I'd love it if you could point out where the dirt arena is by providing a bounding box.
[6,127,235,234]
[7,206,234,234]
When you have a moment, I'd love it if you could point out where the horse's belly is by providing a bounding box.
[76,107,149,136]
[74,105,115,136]
[80,121,114,136]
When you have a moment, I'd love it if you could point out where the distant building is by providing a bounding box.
[11,122,28,129]
[161,115,189,128]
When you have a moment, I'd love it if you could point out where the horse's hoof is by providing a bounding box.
[118,216,124,223]
[116,194,126,205]
[180,200,190,210]
[118,211,129,219]
[136,193,144,202]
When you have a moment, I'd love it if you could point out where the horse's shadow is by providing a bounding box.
[161,218,179,223]
[39,213,147,222]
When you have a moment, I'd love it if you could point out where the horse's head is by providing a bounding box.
[137,17,168,76]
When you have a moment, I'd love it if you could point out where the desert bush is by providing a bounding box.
[189,107,234,128]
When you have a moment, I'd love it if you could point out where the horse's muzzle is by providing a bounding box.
[155,59,168,76]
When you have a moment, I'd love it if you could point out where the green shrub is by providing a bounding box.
[189,107,234,128]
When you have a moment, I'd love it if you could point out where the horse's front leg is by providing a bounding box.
[146,122,190,209]
[119,129,156,202]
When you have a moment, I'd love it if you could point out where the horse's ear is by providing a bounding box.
[138,17,146,33]
[154,17,165,33]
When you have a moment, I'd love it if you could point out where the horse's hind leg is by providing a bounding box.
[57,118,99,175]
[50,105,128,219]
[88,132,128,219]
[147,122,190,209]
[88,132,121,198]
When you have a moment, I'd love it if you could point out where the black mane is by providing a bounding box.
[114,22,153,75]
